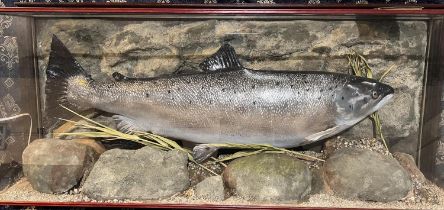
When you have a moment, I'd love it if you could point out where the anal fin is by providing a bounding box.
[112,115,144,134]
[192,144,219,163]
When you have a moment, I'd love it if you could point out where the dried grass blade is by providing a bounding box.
[60,105,108,128]
[379,64,396,82]
[215,149,266,162]
[56,132,116,138]
[276,149,325,162]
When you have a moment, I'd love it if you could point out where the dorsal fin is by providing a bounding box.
[199,43,243,72]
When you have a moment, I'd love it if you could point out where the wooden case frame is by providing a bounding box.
[0,5,443,208]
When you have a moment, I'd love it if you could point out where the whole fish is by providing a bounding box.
[46,35,394,161]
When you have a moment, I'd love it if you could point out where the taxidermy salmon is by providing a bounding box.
[46,35,394,161]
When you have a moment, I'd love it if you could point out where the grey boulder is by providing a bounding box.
[195,175,225,201]
[223,153,311,201]
[82,146,190,200]
[310,167,326,195]
[22,139,99,194]
[393,152,426,184]
[324,148,413,202]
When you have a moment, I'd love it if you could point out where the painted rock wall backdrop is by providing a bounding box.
[36,19,426,157]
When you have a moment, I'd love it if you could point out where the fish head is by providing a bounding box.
[334,76,394,125]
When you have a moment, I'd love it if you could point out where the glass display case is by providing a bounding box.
[0,5,443,209]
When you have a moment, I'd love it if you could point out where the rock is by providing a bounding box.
[82,146,189,200]
[71,139,106,155]
[390,135,420,158]
[391,152,440,204]
[22,139,99,194]
[323,137,389,158]
[393,152,426,184]
[195,175,225,201]
[310,167,326,195]
[324,148,412,202]
[223,153,311,201]
[188,161,224,186]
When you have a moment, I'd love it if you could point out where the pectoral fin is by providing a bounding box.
[199,43,243,72]
[192,144,219,163]
[112,115,144,134]
[305,125,347,142]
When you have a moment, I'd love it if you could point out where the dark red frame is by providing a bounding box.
[1,7,444,15]
[0,201,388,209]
[0,5,442,209]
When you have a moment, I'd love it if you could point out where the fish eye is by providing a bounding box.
[371,90,379,99]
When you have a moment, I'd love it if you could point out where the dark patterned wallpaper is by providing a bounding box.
[2,0,444,7]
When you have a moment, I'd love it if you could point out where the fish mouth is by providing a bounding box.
[381,93,394,105]
[373,81,394,112]
[371,93,394,113]
[384,86,395,96]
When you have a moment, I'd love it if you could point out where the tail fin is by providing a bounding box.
[45,35,93,130]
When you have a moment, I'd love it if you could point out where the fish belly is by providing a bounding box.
[130,112,316,148]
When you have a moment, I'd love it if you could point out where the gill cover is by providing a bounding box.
[335,78,394,125]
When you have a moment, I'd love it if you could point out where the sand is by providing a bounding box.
[1,177,444,209]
